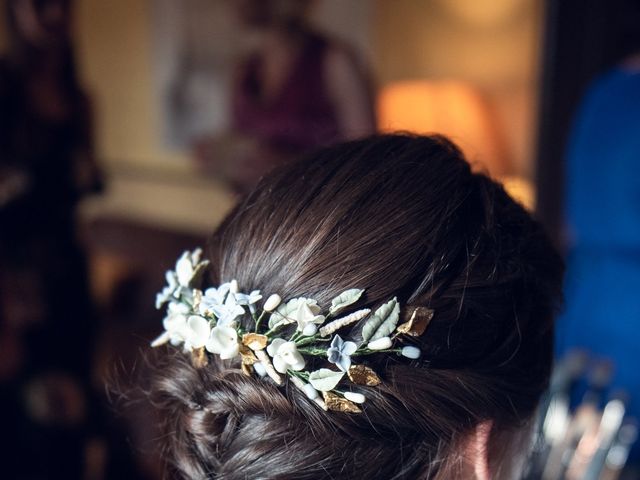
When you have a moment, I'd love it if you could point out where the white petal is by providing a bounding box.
[150,331,170,347]
[175,253,194,286]
[165,271,178,288]
[298,303,316,323]
[155,292,167,309]
[186,316,211,348]
[219,343,240,360]
[203,287,222,302]
[307,302,321,315]
[168,302,190,314]
[191,248,202,265]
[342,341,358,356]
[367,337,393,350]
[163,313,187,332]
[344,392,366,404]
[205,325,237,354]
[337,356,351,372]
[278,342,301,362]
[289,357,306,371]
[217,282,231,297]
[266,338,286,357]
[249,291,262,303]
[273,354,288,374]
[311,314,326,325]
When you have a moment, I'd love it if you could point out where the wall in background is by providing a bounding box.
[73,0,373,174]
[0,1,542,178]
[373,0,543,177]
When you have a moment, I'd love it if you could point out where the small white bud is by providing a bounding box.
[253,362,267,377]
[367,337,392,350]
[150,331,170,348]
[401,346,421,359]
[229,280,239,294]
[343,392,366,404]
[303,383,319,400]
[302,323,318,336]
[263,294,282,312]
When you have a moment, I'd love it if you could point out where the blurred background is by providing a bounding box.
[0,0,639,478]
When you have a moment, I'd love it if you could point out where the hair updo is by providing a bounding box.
[151,134,564,479]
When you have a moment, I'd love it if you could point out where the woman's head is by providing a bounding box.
[152,134,563,479]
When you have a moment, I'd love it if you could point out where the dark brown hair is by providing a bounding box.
[152,134,563,479]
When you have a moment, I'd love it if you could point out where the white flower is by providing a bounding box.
[151,302,190,347]
[267,339,306,373]
[199,284,245,326]
[327,335,358,372]
[213,294,246,326]
[155,271,179,309]
[175,248,203,286]
[234,290,262,314]
[206,325,240,359]
[199,283,232,314]
[290,302,325,333]
[155,249,207,309]
[183,315,212,350]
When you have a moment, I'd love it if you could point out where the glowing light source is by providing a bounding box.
[377,80,509,177]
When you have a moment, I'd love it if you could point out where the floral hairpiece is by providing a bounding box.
[152,248,434,413]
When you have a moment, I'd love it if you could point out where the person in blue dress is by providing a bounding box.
[556,55,640,463]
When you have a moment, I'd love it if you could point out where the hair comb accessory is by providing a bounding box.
[151,248,434,413]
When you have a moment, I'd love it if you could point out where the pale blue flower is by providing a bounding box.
[199,283,232,316]
[327,335,358,372]
[235,290,262,314]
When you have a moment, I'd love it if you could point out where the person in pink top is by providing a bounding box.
[195,0,376,192]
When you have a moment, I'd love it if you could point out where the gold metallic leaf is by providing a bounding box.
[191,289,203,312]
[189,262,210,288]
[348,365,381,386]
[239,345,258,365]
[396,307,434,337]
[191,347,208,369]
[242,333,268,351]
[322,392,361,413]
[241,363,253,376]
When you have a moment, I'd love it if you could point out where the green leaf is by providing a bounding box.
[361,297,400,342]
[269,297,318,328]
[308,368,345,392]
[329,288,364,315]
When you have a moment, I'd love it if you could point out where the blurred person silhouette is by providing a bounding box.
[0,0,111,478]
[194,0,376,193]
[555,7,640,467]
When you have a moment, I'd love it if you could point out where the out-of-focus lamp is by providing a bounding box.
[377,80,509,177]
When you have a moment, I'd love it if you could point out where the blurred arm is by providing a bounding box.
[325,46,377,140]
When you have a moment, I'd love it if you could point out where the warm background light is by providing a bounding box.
[377,80,509,176]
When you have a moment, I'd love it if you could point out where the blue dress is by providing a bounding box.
[556,66,640,459]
